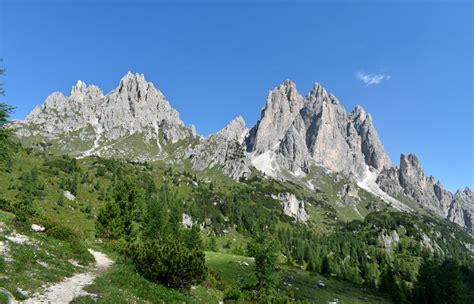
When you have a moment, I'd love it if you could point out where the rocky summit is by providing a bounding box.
[11,73,473,232]
[12,72,194,160]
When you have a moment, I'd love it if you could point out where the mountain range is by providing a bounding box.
[10,72,473,232]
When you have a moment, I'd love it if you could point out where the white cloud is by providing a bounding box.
[356,71,391,86]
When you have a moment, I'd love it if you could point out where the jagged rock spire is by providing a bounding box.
[351,105,392,170]
[216,116,247,143]
[246,80,304,153]
[16,72,194,153]
[70,80,103,101]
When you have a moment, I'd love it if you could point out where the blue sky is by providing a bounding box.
[1,0,472,191]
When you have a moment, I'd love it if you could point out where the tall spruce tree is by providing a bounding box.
[247,233,279,292]
[0,62,15,164]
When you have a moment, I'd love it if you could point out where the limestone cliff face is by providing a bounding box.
[189,116,251,180]
[12,74,472,232]
[13,72,194,158]
[246,80,304,153]
[271,192,309,223]
[247,81,392,179]
[377,154,473,231]
[350,106,392,170]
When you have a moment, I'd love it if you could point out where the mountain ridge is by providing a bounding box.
[10,72,473,232]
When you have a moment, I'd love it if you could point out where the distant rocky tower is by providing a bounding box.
[11,73,473,231]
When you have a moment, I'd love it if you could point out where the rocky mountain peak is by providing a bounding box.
[115,72,159,103]
[70,80,103,101]
[351,105,367,121]
[377,153,473,231]
[216,116,247,143]
[457,187,472,195]
[14,72,193,156]
[71,80,87,95]
[246,80,304,153]
[350,106,391,170]
[307,82,329,100]
[455,187,474,202]
[12,74,473,233]
[278,79,299,99]
[399,154,428,189]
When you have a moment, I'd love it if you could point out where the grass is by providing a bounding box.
[0,293,8,304]
[0,211,93,300]
[73,261,222,304]
[73,262,193,303]
[205,251,392,304]
[0,148,417,303]
[280,267,391,304]
[205,251,255,289]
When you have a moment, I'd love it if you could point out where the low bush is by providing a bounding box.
[127,239,207,290]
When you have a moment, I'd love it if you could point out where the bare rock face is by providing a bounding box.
[13,72,194,158]
[216,116,248,143]
[337,183,360,206]
[189,116,251,180]
[377,154,473,231]
[13,74,472,234]
[376,166,404,195]
[246,80,305,153]
[450,188,474,231]
[247,81,392,179]
[297,84,367,177]
[272,193,309,223]
[379,230,400,251]
[350,106,392,170]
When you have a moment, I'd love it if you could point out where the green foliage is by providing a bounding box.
[247,233,279,292]
[276,209,474,300]
[43,219,80,242]
[206,237,218,252]
[412,256,473,304]
[43,155,80,174]
[71,262,204,303]
[17,167,44,198]
[11,198,37,223]
[127,239,207,290]
[96,175,145,240]
[0,126,472,304]
[223,286,242,301]
[0,65,16,166]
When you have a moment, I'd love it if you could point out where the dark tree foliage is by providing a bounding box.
[96,175,145,240]
[127,239,206,290]
[0,64,16,165]
[275,210,474,303]
[94,164,208,290]
[247,233,279,292]
[413,257,472,304]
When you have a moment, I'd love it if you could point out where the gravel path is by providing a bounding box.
[0,287,16,304]
[22,249,113,304]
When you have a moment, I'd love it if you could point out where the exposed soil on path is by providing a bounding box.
[22,249,113,304]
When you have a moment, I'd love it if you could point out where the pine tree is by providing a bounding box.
[0,63,15,165]
[142,197,168,240]
[247,233,279,292]
[413,256,437,304]
[321,255,331,275]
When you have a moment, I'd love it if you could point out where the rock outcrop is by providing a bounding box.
[247,81,392,179]
[246,80,304,154]
[337,183,360,206]
[272,193,309,223]
[12,72,194,158]
[377,154,473,231]
[189,116,251,180]
[12,74,472,232]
